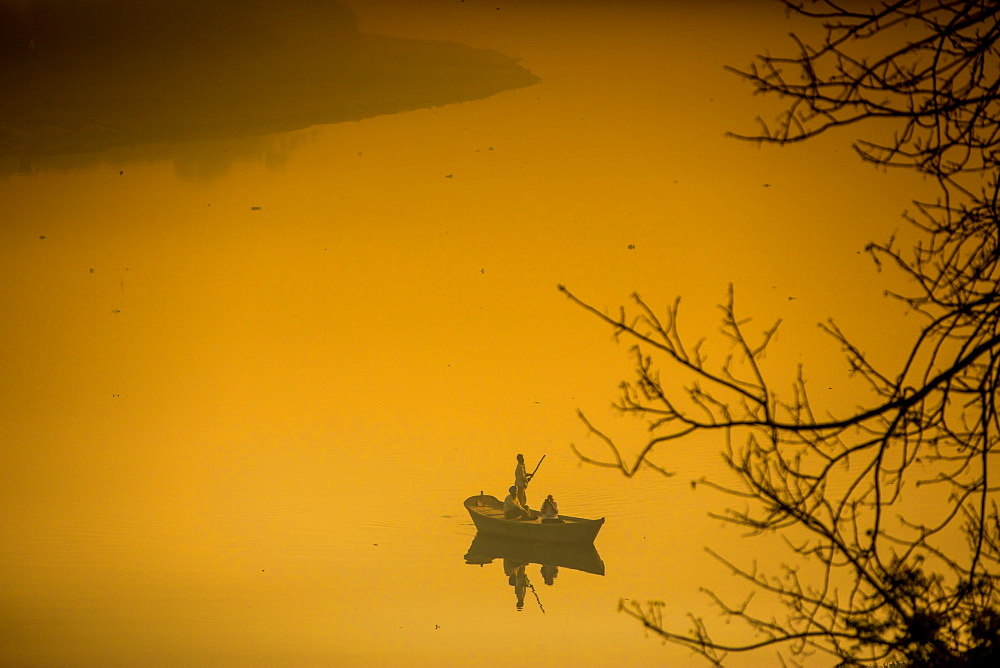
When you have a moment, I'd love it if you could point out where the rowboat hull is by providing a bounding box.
[463,494,604,544]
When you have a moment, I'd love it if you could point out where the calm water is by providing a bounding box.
[1,2,927,666]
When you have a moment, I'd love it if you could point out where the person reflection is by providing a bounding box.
[541,563,559,586]
[503,558,528,610]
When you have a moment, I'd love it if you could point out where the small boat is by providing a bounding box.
[463,494,605,544]
[464,532,605,576]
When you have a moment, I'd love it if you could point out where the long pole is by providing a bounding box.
[528,455,546,484]
[526,578,545,614]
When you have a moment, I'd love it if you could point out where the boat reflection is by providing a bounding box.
[464,533,605,611]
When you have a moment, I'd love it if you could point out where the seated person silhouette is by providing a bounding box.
[540,494,564,523]
[504,485,532,519]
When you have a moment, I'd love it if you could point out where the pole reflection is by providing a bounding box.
[463,533,605,611]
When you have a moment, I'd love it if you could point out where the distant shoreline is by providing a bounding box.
[0,2,539,160]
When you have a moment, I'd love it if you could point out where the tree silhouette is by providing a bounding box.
[561,1,1000,665]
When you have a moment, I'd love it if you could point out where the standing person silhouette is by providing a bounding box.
[514,453,532,508]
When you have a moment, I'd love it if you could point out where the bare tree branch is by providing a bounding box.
[564,1,1000,664]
